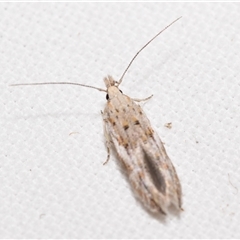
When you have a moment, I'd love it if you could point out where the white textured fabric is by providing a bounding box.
[1,2,240,238]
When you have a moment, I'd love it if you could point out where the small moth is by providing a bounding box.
[11,17,182,214]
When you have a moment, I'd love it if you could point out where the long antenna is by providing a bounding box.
[117,16,182,86]
[10,82,106,92]
[11,17,181,91]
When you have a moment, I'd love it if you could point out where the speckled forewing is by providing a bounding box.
[103,93,182,213]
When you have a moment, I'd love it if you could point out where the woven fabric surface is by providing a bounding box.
[1,2,240,238]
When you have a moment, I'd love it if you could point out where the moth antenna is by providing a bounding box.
[117,16,182,86]
[11,17,181,91]
[10,82,107,92]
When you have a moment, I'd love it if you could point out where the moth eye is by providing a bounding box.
[119,89,123,93]
[106,94,109,100]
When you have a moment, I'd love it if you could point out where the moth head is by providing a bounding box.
[104,75,123,100]
[106,87,123,100]
[104,75,119,88]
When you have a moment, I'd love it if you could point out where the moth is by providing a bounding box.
[11,17,182,214]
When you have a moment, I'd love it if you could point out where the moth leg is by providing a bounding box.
[101,111,112,165]
[132,94,153,102]
[103,137,111,165]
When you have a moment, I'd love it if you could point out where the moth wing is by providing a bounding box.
[104,116,181,213]
[102,94,181,213]
[140,131,182,212]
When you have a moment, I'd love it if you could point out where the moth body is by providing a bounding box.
[103,75,182,214]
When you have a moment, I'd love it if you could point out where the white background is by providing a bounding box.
[1,2,240,238]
